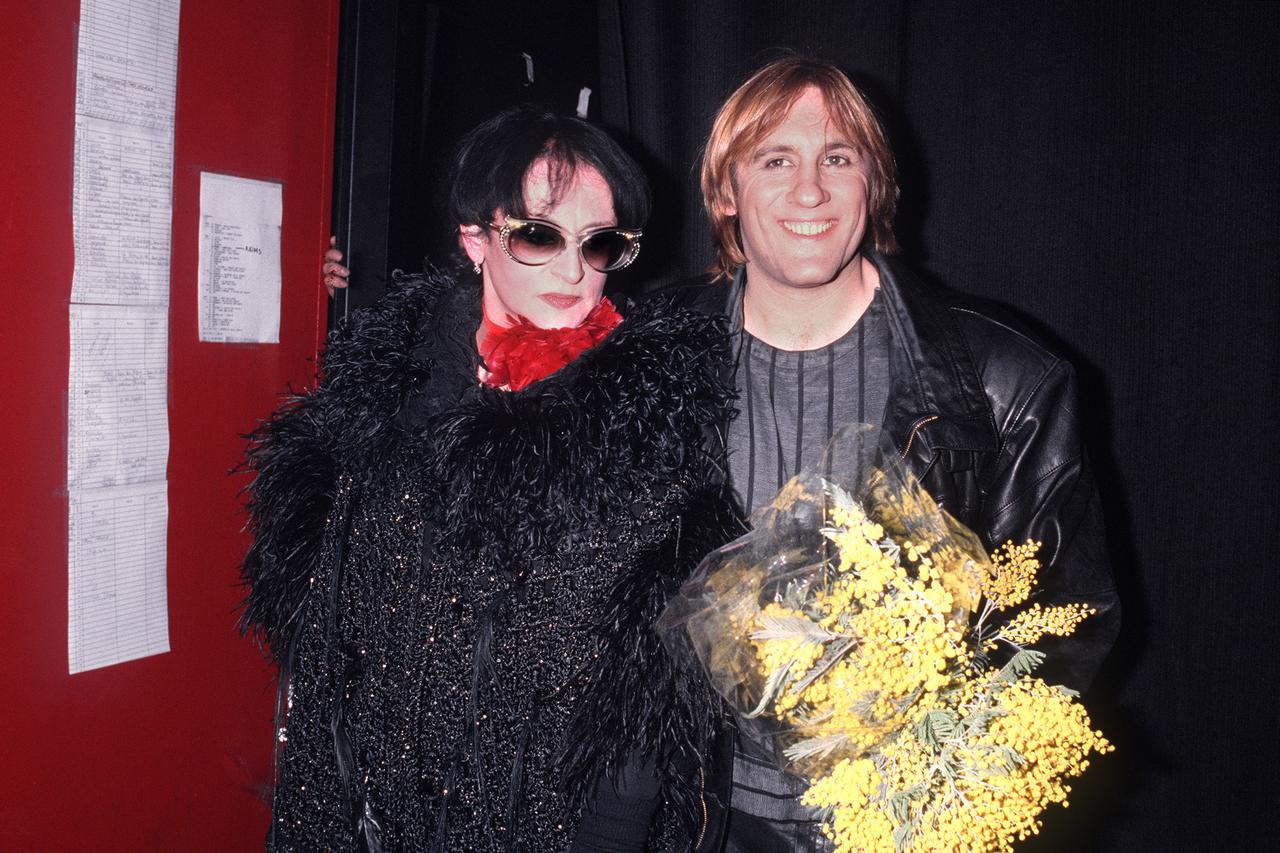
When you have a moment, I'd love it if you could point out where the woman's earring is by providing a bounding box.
[473,261,482,275]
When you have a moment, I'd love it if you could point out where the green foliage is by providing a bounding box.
[914,710,961,753]
[749,612,834,643]
[784,733,852,762]
[962,707,1004,737]
[745,659,793,719]
[792,636,858,694]
[892,816,918,852]
[995,649,1046,683]
[781,578,814,611]
[888,784,927,825]
[821,479,859,514]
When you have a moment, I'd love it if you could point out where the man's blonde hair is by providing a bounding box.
[700,57,899,278]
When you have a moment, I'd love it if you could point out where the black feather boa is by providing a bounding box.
[240,264,742,847]
[239,268,447,654]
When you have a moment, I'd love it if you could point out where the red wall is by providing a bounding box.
[0,2,339,848]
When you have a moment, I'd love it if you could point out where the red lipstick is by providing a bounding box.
[540,294,582,310]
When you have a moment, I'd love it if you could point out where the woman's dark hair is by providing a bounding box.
[447,105,650,230]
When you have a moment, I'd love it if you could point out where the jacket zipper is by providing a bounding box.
[695,766,708,850]
[900,415,940,459]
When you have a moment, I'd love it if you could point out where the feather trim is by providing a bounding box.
[241,267,741,843]
[424,291,735,557]
[558,484,744,842]
[240,266,462,654]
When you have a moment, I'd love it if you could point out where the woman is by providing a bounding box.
[241,106,739,850]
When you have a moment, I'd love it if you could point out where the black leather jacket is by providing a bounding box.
[664,251,1121,852]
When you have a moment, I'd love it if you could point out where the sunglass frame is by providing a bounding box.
[490,217,643,272]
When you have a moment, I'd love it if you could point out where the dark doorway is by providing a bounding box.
[329,0,601,321]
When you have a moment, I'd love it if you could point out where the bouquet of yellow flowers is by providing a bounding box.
[659,428,1111,852]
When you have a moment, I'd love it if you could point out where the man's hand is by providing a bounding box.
[323,236,350,297]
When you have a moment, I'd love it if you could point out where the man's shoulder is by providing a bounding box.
[887,259,1069,383]
[880,257,1081,435]
[946,297,1065,379]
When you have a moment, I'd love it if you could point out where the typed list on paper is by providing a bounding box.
[67,0,181,673]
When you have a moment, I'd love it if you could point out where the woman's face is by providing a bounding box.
[462,159,615,330]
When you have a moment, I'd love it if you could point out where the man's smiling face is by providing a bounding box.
[725,86,870,296]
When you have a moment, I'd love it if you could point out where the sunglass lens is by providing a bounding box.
[506,222,566,264]
[581,231,635,272]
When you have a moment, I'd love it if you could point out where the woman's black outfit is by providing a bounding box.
[241,267,741,851]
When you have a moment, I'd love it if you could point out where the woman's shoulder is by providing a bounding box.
[281,264,471,460]
[608,286,732,364]
[320,264,477,391]
[583,291,734,413]
[634,272,730,317]
[321,265,464,373]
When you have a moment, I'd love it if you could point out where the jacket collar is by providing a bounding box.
[698,252,1001,459]
[870,251,1000,458]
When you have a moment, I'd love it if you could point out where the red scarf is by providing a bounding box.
[479,297,623,391]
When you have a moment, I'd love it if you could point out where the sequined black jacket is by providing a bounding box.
[241,266,742,851]
[666,250,1121,852]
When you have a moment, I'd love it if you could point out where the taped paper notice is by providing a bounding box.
[67,0,180,673]
[198,172,283,343]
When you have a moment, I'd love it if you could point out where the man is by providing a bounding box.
[672,56,1120,852]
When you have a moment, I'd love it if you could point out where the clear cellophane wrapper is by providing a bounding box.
[658,426,989,780]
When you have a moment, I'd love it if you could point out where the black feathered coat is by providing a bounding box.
[241,267,742,851]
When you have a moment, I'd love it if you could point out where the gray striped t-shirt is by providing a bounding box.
[722,290,892,850]
[727,289,891,514]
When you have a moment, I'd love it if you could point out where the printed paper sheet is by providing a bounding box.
[67,0,180,673]
[198,172,283,343]
[68,482,170,674]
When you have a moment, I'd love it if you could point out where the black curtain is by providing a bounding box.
[598,1,1280,850]
[330,0,602,318]
[335,1,1278,847]
[597,0,906,288]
